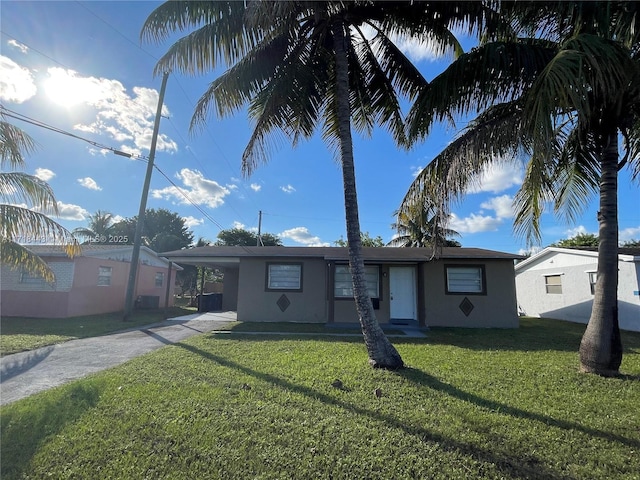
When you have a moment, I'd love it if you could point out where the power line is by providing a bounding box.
[1,106,147,160]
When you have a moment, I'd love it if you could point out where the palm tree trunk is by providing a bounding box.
[332,22,403,369]
[579,132,623,376]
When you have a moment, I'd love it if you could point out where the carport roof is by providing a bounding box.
[161,246,522,267]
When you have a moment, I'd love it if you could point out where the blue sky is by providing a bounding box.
[2,1,638,254]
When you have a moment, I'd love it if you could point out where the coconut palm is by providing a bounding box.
[402,1,640,375]
[389,200,460,248]
[1,118,80,283]
[141,1,501,368]
[73,210,115,244]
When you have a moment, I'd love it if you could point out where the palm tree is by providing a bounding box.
[141,1,500,368]
[389,199,460,248]
[1,118,80,283]
[73,210,115,244]
[402,1,639,376]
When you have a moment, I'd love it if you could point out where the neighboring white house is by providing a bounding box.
[514,247,640,332]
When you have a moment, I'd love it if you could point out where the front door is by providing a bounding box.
[389,266,416,322]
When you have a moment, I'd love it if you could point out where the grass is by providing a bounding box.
[217,321,405,335]
[1,318,639,479]
[0,306,194,356]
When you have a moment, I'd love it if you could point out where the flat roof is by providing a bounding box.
[161,246,522,267]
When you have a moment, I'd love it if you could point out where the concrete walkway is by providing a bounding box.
[1,312,425,406]
[0,312,236,406]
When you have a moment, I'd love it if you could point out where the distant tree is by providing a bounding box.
[551,233,599,248]
[73,210,116,244]
[1,118,79,282]
[334,232,385,247]
[215,228,282,247]
[176,237,214,298]
[110,208,194,252]
[621,239,640,247]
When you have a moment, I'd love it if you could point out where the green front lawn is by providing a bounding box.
[1,319,639,479]
[0,307,193,356]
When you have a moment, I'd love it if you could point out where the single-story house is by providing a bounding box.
[514,247,640,332]
[1,245,181,318]
[161,246,522,328]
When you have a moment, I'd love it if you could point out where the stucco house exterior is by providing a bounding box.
[514,247,640,332]
[162,246,522,328]
[1,245,181,318]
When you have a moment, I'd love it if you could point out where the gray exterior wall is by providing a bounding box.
[236,256,328,323]
[229,256,519,328]
[422,259,519,328]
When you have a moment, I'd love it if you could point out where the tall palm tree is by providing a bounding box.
[402,1,640,376]
[1,118,80,283]
[141,1,499,368]
[73,210,115,244]
[389,200,460,248]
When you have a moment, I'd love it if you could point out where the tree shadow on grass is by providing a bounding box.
[396,367,640,449]
[0,381,104,480]
[176,342,585,480]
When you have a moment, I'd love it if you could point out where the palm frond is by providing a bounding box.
[0,204,80,257]
[0,238,56,283]
[0,172,59,214]
[0,120,37,169]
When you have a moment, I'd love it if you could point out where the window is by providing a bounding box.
[155,272,164,287]
[445,266,485,294]
[588,272,597,295]
[334,265,380,298]
[267,264,302,291]
[20,270,45,285]
[98,266,112,286]
[544,274,562,294]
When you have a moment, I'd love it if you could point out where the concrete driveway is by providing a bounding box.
[0,312,236,406]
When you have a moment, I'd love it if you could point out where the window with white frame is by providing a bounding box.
[445,265,485,294]
[266,263,302,291]
[588,271,597,295]
[20,269,45,285]
[155,272,164,287]
[334,265,380,298]
[544,274,562,294]
[98,266,112,286]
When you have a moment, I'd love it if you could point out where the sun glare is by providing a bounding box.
[43,68,101,107]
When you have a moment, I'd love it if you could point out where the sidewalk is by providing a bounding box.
[0,312,236,406]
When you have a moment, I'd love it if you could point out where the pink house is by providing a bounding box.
[0,245,181,318]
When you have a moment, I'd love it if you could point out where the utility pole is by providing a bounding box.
[256,210,263,246]
[123,72,169,321]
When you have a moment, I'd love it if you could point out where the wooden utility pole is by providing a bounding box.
[123,72,169,320]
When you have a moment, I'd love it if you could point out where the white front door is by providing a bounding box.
[389,266,416,321]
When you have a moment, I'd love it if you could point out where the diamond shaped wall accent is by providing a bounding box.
[459,297,474,317]
[277,294,291,312]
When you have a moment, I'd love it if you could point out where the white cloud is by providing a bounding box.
[7,40,29,54]
[280,184,296,194]
[250,183,261,192]
[0,56,36,103]
[480,195,514,219]
[564,225,589,238]
[232,221,245,229]
[182,216,204,228]
[42,67,178,154]
[467,163,523,194]
[449,212,502,234]
[54,201,89,221]
[34,168,55,181]
[620,226,640,243]
[279,227,329,247]
[111,215,125,224]
[518,246,543,256]
[151,168,230,208]
[77,177,102,191]
[357,24,444,63]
